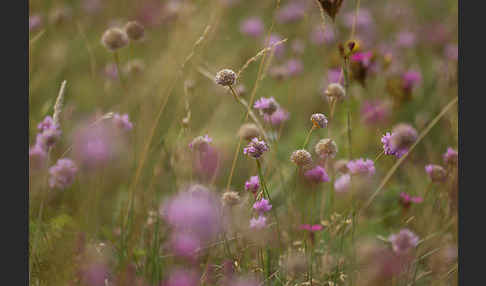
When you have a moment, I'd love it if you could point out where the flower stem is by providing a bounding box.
[302,125,316,149]
[113,51,126,89]
[229,85,269,142]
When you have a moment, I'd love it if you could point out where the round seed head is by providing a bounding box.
[290,149,313,167]
[311,113,328,128]
[324,83,346,101]
[315,138,338,159]
[101,28,128,51]
[222,191,241,206]
[238,123,260,140]
[215,69,237,86]
[124,21,145,41]
[390,123,418,151]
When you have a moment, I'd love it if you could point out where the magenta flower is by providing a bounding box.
[285,58,304,77]
[443,147,458,165]
[326,68,343,84]
[444,44,458,61]
[361,100,390,125]
[347,159,375,176]
[35,125,61,151]
[240,17,264,38]
[112,113,133,131]
[162,187,222,241]
[243,138,269,159]
[276,1,307,24]
[299,224,323,232]
[48,158,78,189]
[334,174,351,192]
[37,116,55,133]
[263,108,289,126]
[254,97,279,115]
[250,216,267,229]
[253,198,272,214]
[29,14,43,32]
[29,144,47,171]
[169,232,201,260]
[304,166,330,184]
[402,70,422,90]
[351,51,373,68]
[396,31,416,48]
[245,176,260,194]
[310,25,334,45]
[399,192,423,208]
[382,132,406,158]
[265,34,286,58]
[389,229,419,255]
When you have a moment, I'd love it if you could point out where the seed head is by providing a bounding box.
[311,113,328,128]
[215,69,237,86]
[324,83,346,101]
[222,191,241,206]
[238,123,260,140]
[425,164,447,183]
[390,123,418,152]
[124,21,145,41]
[290,149,313,167]
[101,28,128,51]
[314,138,338,159]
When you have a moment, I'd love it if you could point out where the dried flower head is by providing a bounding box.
[49,158,78,189]
[318,0,344,21]
[189,135,212,152]
[215,69,237,86]
[238,123,260,140]
[243,138,269,159]
[124,21,144,41]
[315,138,338,159]
[389,124,418,153]
[324,83,346,101]
[222,191,241,206]
[290,149,313,167]
[425,164,447,182]
[389,229,419,255]
[101,27,128,51]
[311,113,328,128]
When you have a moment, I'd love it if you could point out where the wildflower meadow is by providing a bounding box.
[29,0,458,285]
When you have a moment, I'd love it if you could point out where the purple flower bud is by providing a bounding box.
[263,108,289,126]
[402,70,422,90]
[399,192,423,209]
[425,164,447,183]
[254,97,279,115]
[112,113,133,131]
[189,135,212,152]
[443,147,458,165]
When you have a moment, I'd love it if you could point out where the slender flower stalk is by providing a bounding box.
[228,85,269,142]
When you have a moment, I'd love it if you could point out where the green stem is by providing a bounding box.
[113,51,126,89]
[302,125,316,149]
[342,57,352,159]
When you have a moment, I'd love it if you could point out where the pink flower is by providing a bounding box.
[250,216,267,229]
[399,192,423,208]
[299,224,323,232]
[245,176,260,194]
[253,199,272,214]
[304,166,330,184]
